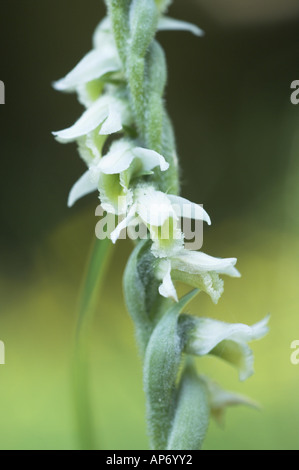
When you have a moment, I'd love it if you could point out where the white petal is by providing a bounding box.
[171,250,241,277]
[67,170,98,207]
[167,195,211,225]
[246,315,270,342]
[135,187,177,227]
[98,141,134,174]
[98,144,169,177]
[186,316,269,380]
[158,17,204,37]
[53,96,110,143]
[157,260,178,302]
[99,103,123,135]
[110,204,137,243]
[92,17,112,48]
[53,49,120,92]
[132,147,169,172]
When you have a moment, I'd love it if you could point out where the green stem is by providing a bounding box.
[72,237,113,450]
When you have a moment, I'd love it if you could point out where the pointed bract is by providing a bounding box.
[158,16,204,37]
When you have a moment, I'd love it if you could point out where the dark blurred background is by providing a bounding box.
[1,0,299,275]
[0,0,299,450]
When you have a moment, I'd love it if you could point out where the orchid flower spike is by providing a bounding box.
[53,0,268,451]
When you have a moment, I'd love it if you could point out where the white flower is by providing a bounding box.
[110,186,211,257]
[53,17,121,106]
[157,250,240,303]
[52,88,132,143]
[53,45,120,96]
[183,315,270,381]
[67,140,169,210]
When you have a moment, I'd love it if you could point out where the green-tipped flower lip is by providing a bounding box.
[157,250,240,304]
[170,250,240,278]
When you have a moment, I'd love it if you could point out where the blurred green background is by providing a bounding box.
[0,0,299,450]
